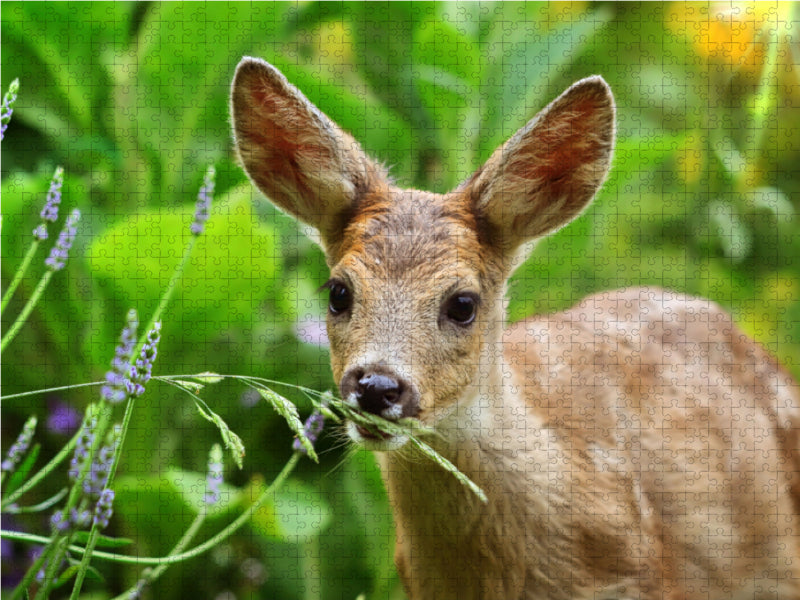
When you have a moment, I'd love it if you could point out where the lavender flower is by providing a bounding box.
[292,410,325,454]
[1,416,37,474]
[41,167,65,222]
[44,207,80,271]
[50,505,91,536]
[83,426,121,499]
[50,509,72,534]
[32,223,48,242]
[69,417,96,482]
[204,444,224,506]
[128,322,161,397]
[190,165,215,236]
[1,78,19,141]
[92,488,115,529]
[32,166,66,241]
[101,309,138,404]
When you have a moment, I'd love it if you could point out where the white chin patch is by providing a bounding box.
[346,421,409,452]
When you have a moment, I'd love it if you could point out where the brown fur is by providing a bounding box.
[231,57,800,599]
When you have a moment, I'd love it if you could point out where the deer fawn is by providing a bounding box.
[231,57,800,599]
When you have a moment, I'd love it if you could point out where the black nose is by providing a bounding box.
[339,365,419,419]
[355,373,402,415]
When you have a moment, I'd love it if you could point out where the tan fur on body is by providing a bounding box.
[231,57,800,599]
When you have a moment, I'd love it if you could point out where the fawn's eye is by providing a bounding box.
[443,293,478,326]
[327,281,352,315]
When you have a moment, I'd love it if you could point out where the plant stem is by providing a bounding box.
[1,381,105,400]
[68,235,197,599]
[2,452,301,568]
[135,235,196,359]
[34,536,70,600]
[107,235,197,496]
[1,269,53,352]
[4,487,68,513]
[34,404,112,596]
[10,538,55,600]
[1,240,40,314]
[107,513,207,600]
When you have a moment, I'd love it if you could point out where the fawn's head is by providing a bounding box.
[231,57,615,449]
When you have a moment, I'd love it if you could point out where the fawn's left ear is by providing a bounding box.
[463,76,615,254]
[230,57,387,250]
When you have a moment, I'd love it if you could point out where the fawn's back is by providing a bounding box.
[231,57,800,599]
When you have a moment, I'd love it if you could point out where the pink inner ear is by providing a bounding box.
[237,82,336,209]
[520,96,607,186]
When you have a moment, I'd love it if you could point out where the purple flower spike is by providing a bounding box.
[129,322,161,397]
[292,410,325,454]
[32,223,48,242]
[1,416,37,474]
[101,310,138,404]
[92,488,115,529]
[50,509,73,534]
[69,417,96,482]
[1,78,19,141]
[190,165,215,236]
[44,207,80,271]
[84,443,113,498]
[83,425,120,499]
[40,166,65,223]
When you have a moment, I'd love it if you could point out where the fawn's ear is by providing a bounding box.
[464,76,615,254]
[231,57,385,247]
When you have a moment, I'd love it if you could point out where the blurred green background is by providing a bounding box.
[2,2,798,599]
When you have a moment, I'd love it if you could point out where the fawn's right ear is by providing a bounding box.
[231,57,384,247]
[463,76,615,257]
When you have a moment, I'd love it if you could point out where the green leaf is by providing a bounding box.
[8,488,68,514]
[53,565,79,589]
[247,478,331,544]
[53,561,103,588]
[133,2,293,201]
[478,4,612,159]
[192,400,245,469]
[87,184,280,340]
[256,387,318,462]
[72,531,133,549]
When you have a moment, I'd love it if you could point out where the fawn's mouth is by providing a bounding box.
[346,419,410,452]
[342,391,415,451]
[355,424,392,440]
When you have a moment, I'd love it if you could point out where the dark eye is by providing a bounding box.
[444,293,478,325]
[328,281,352,315]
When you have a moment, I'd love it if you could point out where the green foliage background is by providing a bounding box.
[2,2,798,599]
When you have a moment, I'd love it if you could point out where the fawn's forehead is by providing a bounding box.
[335,188,487,282]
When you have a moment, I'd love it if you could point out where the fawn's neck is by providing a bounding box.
[376,342,568,598]
[379,334,556,526]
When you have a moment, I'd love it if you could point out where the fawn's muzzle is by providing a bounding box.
[340,365,419,420]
